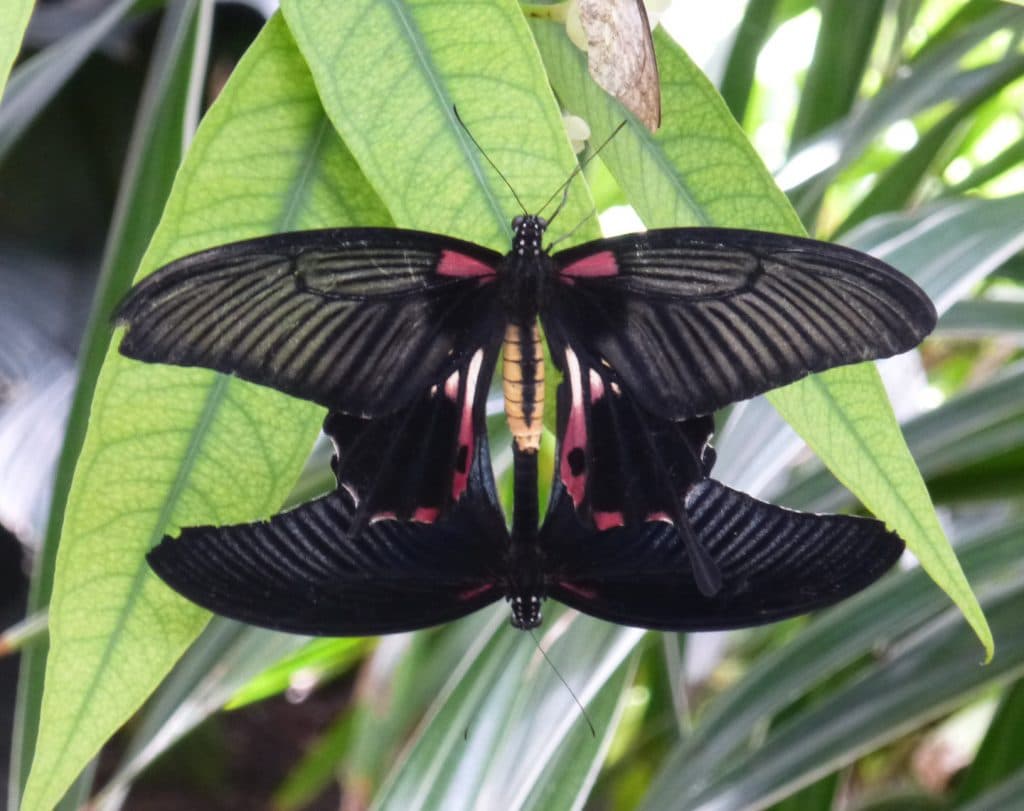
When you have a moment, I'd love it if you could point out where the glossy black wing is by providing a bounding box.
[547,228,937,420]
[117,229,504,416]
[148,440,510,636]
[542,479,903,631]
[323,339,501,525]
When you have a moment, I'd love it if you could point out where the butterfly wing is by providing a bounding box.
[324,340,501,525]
[542,479,903,631]
[148,430,510,636]
[117,228,504,416]
[547,228,937,420]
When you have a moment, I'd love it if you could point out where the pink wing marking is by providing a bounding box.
[588,369,605,402]
[594,511,625,530]
[558,581,597,599]
[646,511,673,524]
[413,507,440,523]
[458,583,496,601]
[370,510,398,523]
[451,349,484,501]
[560,348,588,506]
[437,250,497,279]
[444,369,460,401]
[560,250,618,278]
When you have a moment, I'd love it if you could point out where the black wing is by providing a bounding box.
[543,479,903,631]
[323,340,500,526]
[547,228,937,420]
[148,437,510,636]
[117,228,504,416]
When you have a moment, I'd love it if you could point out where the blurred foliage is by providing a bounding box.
[1,0,1022,809]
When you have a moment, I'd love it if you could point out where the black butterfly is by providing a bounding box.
[117,215,936,613]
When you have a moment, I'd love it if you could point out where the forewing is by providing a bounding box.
[549,228,937,419]
[117,228,503,415]
[543,479,904,630]
[148,449,509,636]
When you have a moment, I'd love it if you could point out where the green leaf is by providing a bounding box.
[955,680,1024,805]
[531,20,992,656]
[0,0,32,102]
[370,615,641,810]
[21,15,391,811]
[789,0,884,148]
[225,637,369,710]
[839,54,1024,233]
[11,2,210,807]
[956,768,1024,811]
[279,0,595,243]
[640,521,1024,811]
[940,300,1024,340]
[718,0,782,125]
[0,0,137,163]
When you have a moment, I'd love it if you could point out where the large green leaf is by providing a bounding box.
[0,0,32,102]
[11,3,210,808]
[279,0,594,242]
[21,15,391,811]
[530,20,991,656]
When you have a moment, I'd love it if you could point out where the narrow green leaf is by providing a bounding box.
[0,0,33,102]
[647,518,1024,801]
[370,615,642,811]
[272,710,354,811]
[789,0,884,148]
[21,15,391,811]
[531,21,991,655]
[0,0,137,163]
[718,0,780,125]
[644,551,1024,811]
[784,5,1024,213]
[954,680,1024,804]
[940,300,1024,340]
[956,768,1024,811]
[12,2,209,806]
[225,637,369,710]
[839,54,1024,233]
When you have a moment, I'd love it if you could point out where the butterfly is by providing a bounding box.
[117,214,936,605]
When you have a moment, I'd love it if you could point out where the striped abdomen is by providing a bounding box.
[503,322,544,452]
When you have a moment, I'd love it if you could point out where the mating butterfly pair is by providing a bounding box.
[117,212,935,633]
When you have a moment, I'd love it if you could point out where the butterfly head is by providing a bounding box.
[511,215,549,258]
[509,593,544,629]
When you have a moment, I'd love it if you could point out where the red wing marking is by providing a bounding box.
[646,511,673,524]
[451,349,484,502]
[458,583,496,601]
[438,250,497,279]
[560,348,588,507]
[412,507,440,523]
[558,581,597,599]
[594,511,625,530]
[560,250,618,279]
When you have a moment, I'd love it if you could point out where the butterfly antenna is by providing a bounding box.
[540,120,628,225]
[529,629,596,738]
[453,105,528,215]
[547,207,599,252]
